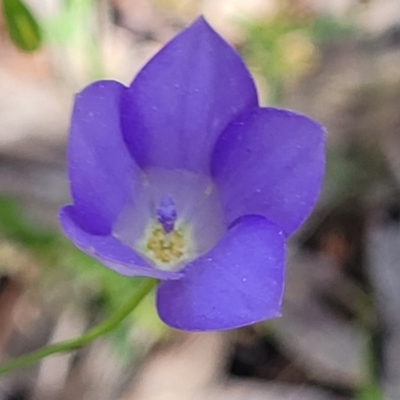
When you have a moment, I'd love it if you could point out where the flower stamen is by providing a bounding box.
[146,226,184,263]
[135,195,195,270]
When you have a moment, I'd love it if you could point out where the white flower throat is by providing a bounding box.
[112,168,225,271]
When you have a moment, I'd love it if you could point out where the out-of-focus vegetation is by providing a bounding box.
[0,196,165,362]
[242,4,355,102]
[44,0,106,79]
[1,0,42,51]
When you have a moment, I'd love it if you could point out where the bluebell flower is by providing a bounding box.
[59,17,325,331]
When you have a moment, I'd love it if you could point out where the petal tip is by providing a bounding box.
[190,15,213,32]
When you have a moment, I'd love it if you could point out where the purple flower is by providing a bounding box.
[59,17,325,331]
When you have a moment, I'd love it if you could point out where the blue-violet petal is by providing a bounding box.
[156,215,285,331]
[212,107,325,237]
[68,80,141,235]
[121,16,258,173]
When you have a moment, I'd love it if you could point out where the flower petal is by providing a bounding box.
[68,80,141,235]
[156,215,285,331]
[60,205,182,280]
[121,17,258,173]
[211,108,325,237]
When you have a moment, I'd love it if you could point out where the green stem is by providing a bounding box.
[0,277,158,375]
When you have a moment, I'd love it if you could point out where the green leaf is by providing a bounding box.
[0,196,55,249]
[2,0,42,52]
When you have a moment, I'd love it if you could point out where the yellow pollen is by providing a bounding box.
[146,226,185,264]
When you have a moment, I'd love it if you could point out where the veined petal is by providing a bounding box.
[68,80,141,235]
[156,215,285,331]
[212,108,325,237]
[60,205,182,280]
[121,17,258,173]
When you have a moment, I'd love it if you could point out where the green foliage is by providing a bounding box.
[44,0,94,44]
[43,0,104,79]
[358,386,383,400]
[242,12,355,103]
[311,14,355,44]
[357,334,383,400]
[0,197,56,251]
[1,0,42,51]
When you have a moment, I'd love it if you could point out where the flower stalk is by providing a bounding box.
[0,277,157,376]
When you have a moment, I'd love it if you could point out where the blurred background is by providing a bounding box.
[0,0,399,399]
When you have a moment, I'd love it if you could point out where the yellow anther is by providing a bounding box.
[146,226,185,264]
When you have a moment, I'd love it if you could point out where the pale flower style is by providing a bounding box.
[60,17,325,331]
